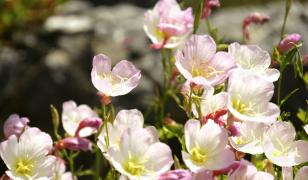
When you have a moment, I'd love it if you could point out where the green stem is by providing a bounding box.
[280,0,292,39]
[193,0,205,34]
[95,146,102,180]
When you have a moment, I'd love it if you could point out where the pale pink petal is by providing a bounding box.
[184,119,201,151]
[282,167,293,180]
[295,166,308,180]
[293,140,308,165]
[113,109,144,129]
[92,54,111,74]
[143,142,174,176]
[204,148,235,170]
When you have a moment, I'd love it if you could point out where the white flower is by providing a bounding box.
[108,128,173,179]
[97,109,158,159]
[182,120,234,172]
[229,121,269,155]
[264,121,308,167]
[227,69,280,124]
[0,128,56,180]
[228,42,280,82]
[62,100,99,137]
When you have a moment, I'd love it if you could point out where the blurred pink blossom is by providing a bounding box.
[91,54,141,96]
[278,33,301,53]
[3,114,29,139]
[144,0,194,49]
[202,0,220,18]
[74,117,102,137]
[243,12,269,41]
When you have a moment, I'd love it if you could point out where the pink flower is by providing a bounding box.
[243,12,269,41]
[91,54,141,96]
[56,137,92,151]
[278,33,302,53]
[62,100,101,137]
[228,159,274,180]
[159,169,192,180]
[3,114,29,139]
[144,0,194,49]
[202,0,220,18]
[175,35,235,86]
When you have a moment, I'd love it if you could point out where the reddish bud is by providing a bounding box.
[56,137,92,151]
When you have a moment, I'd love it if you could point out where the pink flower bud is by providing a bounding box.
[243,12,270,40]
[3,114,29,139]
[278,33,301,53]
[159,169,192,180]
[56,137,92,151]
[228,124,241,136]
[202,0,221,18]
[75,117,102,137]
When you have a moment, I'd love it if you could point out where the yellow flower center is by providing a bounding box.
[235,137,248,145]
[124,159,146,176]
[190,147,208,165]
[15,158,34,176]
[191,64,224,79]
[231,96,256,116]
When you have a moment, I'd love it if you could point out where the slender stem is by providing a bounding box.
[280,0,292,39]
[95,146,102,180]
[193,0,205,34]
[205,18,212,34]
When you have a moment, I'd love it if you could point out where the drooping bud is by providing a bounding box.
[75,117,102,137]
[243,12,270,41]
[56,137,92,151]
[228,124,241,136]
[202,0,221,19]
[202,108,228,126]
[278,33,301,53]
[3,114,30,139]
[213,161,241,176]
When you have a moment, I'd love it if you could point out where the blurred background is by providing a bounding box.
[0,0,307,178]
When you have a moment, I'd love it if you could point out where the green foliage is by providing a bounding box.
[0,0,65,41]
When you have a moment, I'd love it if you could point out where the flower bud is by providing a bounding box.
[278,33,301,53]
[75,117,102,137]
[3,114,29,139]
[56,137,92,151]
[202,0,221,18]
[159,169,192,180]
[213,161,241,176]
[228,124,241,136]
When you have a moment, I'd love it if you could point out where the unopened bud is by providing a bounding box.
[97,92,111,105]
[202,0,221,19]
[75,117,102,137]
[3,114,30,139]
[56,137,92,151]
[278,33,301,53]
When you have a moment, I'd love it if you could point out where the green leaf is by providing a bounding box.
[280,88,299,106]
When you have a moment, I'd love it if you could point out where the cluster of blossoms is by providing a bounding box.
[1,0,308,179]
